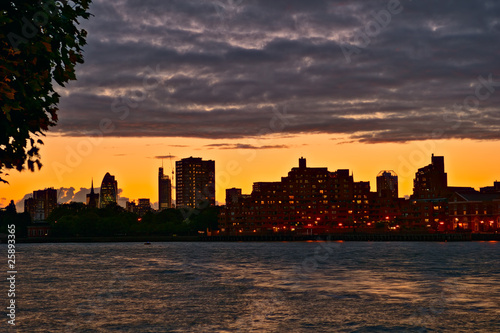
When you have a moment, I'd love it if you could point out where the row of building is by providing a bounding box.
[23,157,216,222]
[129,157,216,214]
[218,155,500,235]
[22,154,500,236]
[24,173,118,222]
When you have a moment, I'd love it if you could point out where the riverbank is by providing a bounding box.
[203,233,500,242]
[8,235,200,244]
[3,232,500,243]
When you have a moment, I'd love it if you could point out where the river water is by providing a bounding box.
[3,241,500,332]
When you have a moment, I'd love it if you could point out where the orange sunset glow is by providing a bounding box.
[3,1,500,332]
[1,134,499,211]
[2,0,500,213]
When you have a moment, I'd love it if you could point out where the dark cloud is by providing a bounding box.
[54,0,500,143]
[154,155,177,159]
[205,143,288,149]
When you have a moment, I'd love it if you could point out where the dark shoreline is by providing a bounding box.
[4,232,500,243]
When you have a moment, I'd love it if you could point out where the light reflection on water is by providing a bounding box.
[4,241,500,332]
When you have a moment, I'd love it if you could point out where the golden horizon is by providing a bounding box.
[1,134,499,209]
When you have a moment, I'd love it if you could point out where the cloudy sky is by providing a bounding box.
[56,0,500,142]
[3,0,500,208]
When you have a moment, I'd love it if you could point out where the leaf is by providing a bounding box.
[4,108,11,121]
[5,89,15,99]
[8,48,20,57]
[65,69,76,80]
[42,41,52,52]
[0,0,90,182]
[68,50,77,63]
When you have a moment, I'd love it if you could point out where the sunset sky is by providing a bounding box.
[2,0,500,210]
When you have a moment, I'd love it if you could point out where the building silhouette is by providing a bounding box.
[480,181,500,194]
[24,188,57,222]
[137,198,151,216]
[219,157,378,234]
[412,154,448,199]
[159,167,172,210]
[99,172,117,208]
[126,200,136,213]
[220,155,497,235]
[216,155,500,235]
[2,200,16,214]
[449,191,500,232]
[226,188,242,205]
[127,199,152,216]
[377,170,398,199]
[176,157,215,209]
[86,179,99,208]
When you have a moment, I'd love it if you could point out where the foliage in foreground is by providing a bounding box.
[47,203,220,237]
[0,1,91,183]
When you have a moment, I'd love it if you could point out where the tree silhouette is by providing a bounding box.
[0,1,91,183]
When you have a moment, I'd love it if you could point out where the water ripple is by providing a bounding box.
[2,241,499,332]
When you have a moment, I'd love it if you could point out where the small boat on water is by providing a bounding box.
[144,242,151,245]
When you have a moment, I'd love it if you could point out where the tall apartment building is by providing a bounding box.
[175,157,215,209]
[126,199,152,216]
[24,188,58,222]
[377,170,398,199]
[219,157,374,234]
[219,156,500,235]
[412,154,448,199]
[226,188,242,205]
[158,167,172,210]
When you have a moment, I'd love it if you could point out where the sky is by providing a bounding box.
[2,0,500,210]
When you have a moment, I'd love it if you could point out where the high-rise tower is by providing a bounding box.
[175,157,215,209]
[24,188,57,222]
[376,170,398,199]
[159,167,172,210]
[99,172,117,208]
[412,154,448,199]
